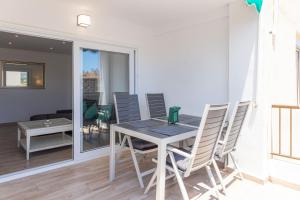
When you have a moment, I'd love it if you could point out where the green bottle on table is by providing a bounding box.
[168,106,181,124]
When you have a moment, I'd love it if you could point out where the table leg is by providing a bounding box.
[62,131,65,140]
[17,128,21,148]
[156,142,167,200]
[26,133,30,160]
[109,125,116,182]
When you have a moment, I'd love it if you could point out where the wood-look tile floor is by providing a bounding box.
[0,153,299,200]
[0,123,114,176]
[0,123,72,175]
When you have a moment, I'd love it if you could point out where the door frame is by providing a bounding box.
[73,41,136,161]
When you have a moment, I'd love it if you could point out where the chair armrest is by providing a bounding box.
[167,146,192,158]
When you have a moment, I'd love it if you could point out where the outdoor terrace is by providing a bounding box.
[0,152,299,200]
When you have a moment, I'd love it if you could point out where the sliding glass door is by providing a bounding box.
[73,42,135,159]
[80,49,130,152]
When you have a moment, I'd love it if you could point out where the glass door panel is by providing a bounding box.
[80,48,129,152]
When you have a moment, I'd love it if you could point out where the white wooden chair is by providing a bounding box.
[213,101,251,191]
[145,104,229,200]
[114,92,157,188]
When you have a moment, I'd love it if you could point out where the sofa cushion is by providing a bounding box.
[30,114,49,121]
[30,113,72,121]
[56,109,72,114]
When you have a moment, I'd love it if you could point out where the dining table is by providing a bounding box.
[109,114,201,200]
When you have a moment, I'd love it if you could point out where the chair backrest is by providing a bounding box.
[220,101,250,156]
[114,92,141,124]
[186,104,229,176]
[146,93,167,118]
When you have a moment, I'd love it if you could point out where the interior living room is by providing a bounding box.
[0,30,131,176]
[0,31,73,175]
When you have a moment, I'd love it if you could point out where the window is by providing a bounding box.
[5,71,28,87]
[0,61,45,89]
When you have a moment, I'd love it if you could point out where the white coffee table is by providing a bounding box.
[17,118,72,160]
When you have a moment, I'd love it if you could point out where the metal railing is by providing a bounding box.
[271,104,300,160]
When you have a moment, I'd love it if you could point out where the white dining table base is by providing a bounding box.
[109,127,168,199]
[109,126,116,182]
[155,142,167,199]
[109,120,197,200]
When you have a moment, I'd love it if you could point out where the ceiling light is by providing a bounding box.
[77,14,91,27]
[49,47,54,50]
[8,42,12,45]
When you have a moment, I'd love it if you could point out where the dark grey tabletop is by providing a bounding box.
[115,119,197,139]
[155,114,202,127]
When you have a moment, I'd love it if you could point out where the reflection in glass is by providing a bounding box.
[5,71,28,87]
[80,49,129,152]
[0,61,45,89]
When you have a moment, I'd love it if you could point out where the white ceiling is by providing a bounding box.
[0,31,72,54]
[0,1,236,53]
[82,0,235,29]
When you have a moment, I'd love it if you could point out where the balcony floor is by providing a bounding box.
[0,152,299,200]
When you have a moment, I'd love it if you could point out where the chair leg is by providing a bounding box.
[88,125,91,134]
[205,165,220,199]
[88,125,92,142]
[169,152,189,200]
[99,120,102,131]
[127,136,144,188]
[118,132,123,144]
[144,168,157,194]
[212,159,226,194]
[224,154,229,169]
[229,152,243,179]
[116,136,127,161]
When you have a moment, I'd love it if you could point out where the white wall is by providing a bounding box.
[270,7,298,105]
[229,3,258,103]
[0,48,72,123]
[138,16,229,118]
[228,1,270,180]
